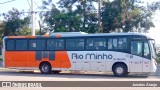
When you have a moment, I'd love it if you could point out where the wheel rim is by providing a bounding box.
[42,64,49,73]
[116,66,124,75]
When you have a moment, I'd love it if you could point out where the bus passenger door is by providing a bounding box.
[129,40,143,72]
[142,42,151,72]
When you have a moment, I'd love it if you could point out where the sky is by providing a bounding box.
[0,0,160,44]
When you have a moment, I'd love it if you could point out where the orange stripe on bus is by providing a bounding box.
[42,35,49,38]
[51,51,71,68]
[5,51,71,68]
[8,36,36,38]
[55,34,62,38]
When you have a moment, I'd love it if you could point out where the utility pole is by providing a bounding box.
[38,20,42,35]
[98,0,101,33]
[31,0,35,36]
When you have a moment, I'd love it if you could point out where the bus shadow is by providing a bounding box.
[0,70,152,79]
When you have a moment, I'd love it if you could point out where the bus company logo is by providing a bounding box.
[71,53,113,60]
[2,82,12,87]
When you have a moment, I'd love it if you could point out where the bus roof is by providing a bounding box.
[5,32,153,40]
[50,32,88,35]
[50,32,152,39]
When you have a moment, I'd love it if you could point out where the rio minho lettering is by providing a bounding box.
[71,53,113,60]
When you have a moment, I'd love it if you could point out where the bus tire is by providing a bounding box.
[40,62,52,74]
[113,63,127,77]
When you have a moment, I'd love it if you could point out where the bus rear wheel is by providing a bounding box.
[113,64,128,77]
[40,62,52,74]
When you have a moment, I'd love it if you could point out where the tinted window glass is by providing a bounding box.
[6,40,15,50]
[66,39,84,50]
[108,39,112,50]
[118,38,127,50]
[108,38,117,50]
[131,41,142,56]
[113,39,117,49]
[86,38,106,50]
[47,39,64,50]
[29,40,45,50]
[108,38,127,50]
[29,40,37,50]
[37,40,45,50]
[16,40,28,50]
[144,42,150,59]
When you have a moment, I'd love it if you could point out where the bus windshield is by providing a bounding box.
[149,40,157,59]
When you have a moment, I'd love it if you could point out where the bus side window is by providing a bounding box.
[16,40,28,50]
[29,40,37,50]
[55,39,64,50]
[108,39,112,50]
[76,39,84,50]
[37,40,45,50]
[47,39,64,50]
[86,38,106,50]
[29,40,45,50]
[66,39,84,50]
[6,40,15,50]
[118,38,127,50]
[108,38,117,50]
[113,39,117,49]
[86,39,95,50]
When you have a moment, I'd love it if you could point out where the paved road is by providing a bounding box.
[0,61,160,90]
[0,71,160,90]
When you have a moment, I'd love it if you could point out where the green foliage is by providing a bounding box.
[0,22,5,46]
[0,0,159,42]
[42,0,98,33]
[40,0,158,33]
[15,27,31,36]
[101,0,155,33]
[148,1,160,11]
[0,8,31,46]
[45,11,82,32]
[2,8,30,36]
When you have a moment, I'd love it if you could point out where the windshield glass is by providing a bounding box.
[149,40,157,59]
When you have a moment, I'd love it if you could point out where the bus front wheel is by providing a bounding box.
[40,62,52,74]
[113,64,128,77]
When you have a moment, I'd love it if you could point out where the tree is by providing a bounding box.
[41,0,98,33]
[41,0,159,33]
[15,27,31,35]
[58,0,98,33]
[2,8,30,36]
[0,21,5,46]
[101,0,155,33]
[147,1,160,12]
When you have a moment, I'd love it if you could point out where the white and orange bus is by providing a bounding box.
[2,32,157,76]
